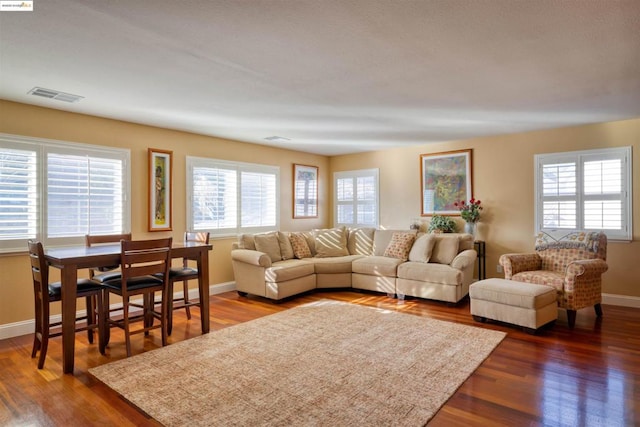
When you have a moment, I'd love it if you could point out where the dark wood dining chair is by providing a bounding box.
[102,237,172,357]
[165,231,210,335]
[28,240,106,369]
[85,233,132,281]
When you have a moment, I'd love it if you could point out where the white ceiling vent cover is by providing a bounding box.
[28,87,84,103]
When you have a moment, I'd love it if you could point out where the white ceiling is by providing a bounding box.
[1,0,639,156]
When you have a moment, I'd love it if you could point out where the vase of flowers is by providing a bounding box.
[454,198,483,237]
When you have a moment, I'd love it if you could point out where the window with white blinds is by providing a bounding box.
[0,134,130,252]
[535,147,632,241]
[187,157,279,235]
[334,169,379,228]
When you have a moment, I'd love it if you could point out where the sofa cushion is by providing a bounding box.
[408,233,436,263]
[289,232,312,259]
[265,260,315,282]
[309,255,363,274]
[314,227,349,258]
[352,255,404,277]
[347,227,375,255]
[237,234,256,250]
[383,232,416,261]
[254,232,282,263]
[397,261,462,286]
[430,235,460,264]
[373,229,417,256]
[278,231,294,260]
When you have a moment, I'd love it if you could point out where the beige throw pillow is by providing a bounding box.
[254,232,282,263]
[430,235,460,264]
[408,233,436,263]
[383,232,416,261]
[289,232,312,259]
[278,231,294,260]
[347,227,376,255]
[314,227,349,258]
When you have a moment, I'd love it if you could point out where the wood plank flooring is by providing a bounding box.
[1,290,638,426]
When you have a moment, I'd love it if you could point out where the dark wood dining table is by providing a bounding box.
[44,241,213,374]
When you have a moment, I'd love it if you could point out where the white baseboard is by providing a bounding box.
[3,285,631,340]
[602,293,640,308]
[0,282,238,341]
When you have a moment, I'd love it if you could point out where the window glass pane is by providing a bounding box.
[584,200,622,230]
[337,204,353,224]
[241,171,276,227]
[47,153,123,237]
[357,204,376,225]
[357,176,375,201]
[0,148,37,239]
[584,159,621,195]
[543,162,576,196]
[336,178,353,202]
[543,201,576,228]
[192,166,237,229]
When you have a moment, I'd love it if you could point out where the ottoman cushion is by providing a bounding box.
[469,278,557,309]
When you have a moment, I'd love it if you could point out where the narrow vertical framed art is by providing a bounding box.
[148,148,173,231]
[293,164,318,218]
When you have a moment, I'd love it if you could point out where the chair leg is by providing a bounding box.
[167,283,174,336]
[31,294,43,359]
[96,291,106,355]
[567,310,577,329]
[85,296,95,344]
[104,291,111,345]
[123,296,132,357]
[183,280,192,320]
[594,303,603,317]
[37,298,51,369]
[161,288,169,347]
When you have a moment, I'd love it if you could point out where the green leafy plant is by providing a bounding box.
[428,214,457,233]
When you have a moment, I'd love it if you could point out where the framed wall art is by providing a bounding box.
[420,149,472,216]
[148,148,173,231]
[293,164,318,218]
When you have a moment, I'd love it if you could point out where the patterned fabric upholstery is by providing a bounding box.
[499,231,608,313]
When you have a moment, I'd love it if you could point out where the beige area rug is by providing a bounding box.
[89,300,506,426]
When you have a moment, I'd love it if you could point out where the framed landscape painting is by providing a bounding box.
[148,148,173,231]
[420,149,472,216]
[293,164,318,218]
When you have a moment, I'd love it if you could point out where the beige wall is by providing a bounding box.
[330,117,640,298]
[1,99,638,327]
[0,101,329,326]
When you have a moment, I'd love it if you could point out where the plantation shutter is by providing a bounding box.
[187,157,279,235]
[46,152,124,237]
[0,147,38,241]
[334,169,379,228]
[535,147,631,241]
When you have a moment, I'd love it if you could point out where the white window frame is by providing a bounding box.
[334,168,379,228]
[0,133,131,253]
[186,156,280,237]
[534,146,632,241]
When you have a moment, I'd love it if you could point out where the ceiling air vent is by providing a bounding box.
[28,87,84,103]
[264,136,291,142]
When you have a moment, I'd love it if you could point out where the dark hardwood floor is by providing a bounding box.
[1,290,638,426]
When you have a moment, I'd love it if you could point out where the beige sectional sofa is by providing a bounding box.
[231,227,477,303]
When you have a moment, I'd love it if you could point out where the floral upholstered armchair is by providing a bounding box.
[499,231,608,328]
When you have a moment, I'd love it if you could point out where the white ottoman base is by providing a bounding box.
[469,278,558,334]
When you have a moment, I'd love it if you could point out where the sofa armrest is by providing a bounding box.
[231,249,272,268]
[499,253,541,279]
[450,249,477,271]
[566,259,608,278]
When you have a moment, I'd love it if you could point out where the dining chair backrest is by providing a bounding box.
[182,232,210,263]
[28,240,49,302]
[86,233,132,247]
[120,237,172,283]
